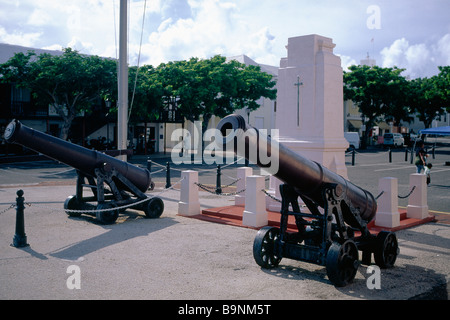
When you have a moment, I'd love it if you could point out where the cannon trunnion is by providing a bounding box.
[4,120,164,224]
[216,115,399,286]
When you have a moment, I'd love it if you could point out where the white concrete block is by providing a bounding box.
[407,173,428,219]
[242,175,268,227]
[178,170,200,216]
[235,167,252,206]
[375,177,400,228]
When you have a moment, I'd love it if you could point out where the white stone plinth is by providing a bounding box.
[375,177,400,228]
[242,175,268,227]
[178,170,200,216]
[235,167,252,206]
[407,173,428,219]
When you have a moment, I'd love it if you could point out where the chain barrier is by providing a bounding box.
[398,186,416,199]
[0,177,186,215]
[0,204,16,215]
[194,182,245,196]
[352,149,391,157]
[375,191,384,200]
[375,185,416,200]
[0,167,76,177]
[261,189,282,203]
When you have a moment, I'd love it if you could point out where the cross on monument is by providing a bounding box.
[294,75,303,126]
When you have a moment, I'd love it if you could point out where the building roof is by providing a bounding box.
[0,43,64,64]
[227,54,278,76]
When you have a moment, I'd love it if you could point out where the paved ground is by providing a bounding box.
[0,146,449,302]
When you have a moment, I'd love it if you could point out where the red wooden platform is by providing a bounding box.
[179,205,436,234]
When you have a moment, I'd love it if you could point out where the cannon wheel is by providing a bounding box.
[326,240,359,287]
[253,226,282,269]
[374,231,399,268]
[144,197,164,219]
[64,195,82,217]
[95,203,119,224]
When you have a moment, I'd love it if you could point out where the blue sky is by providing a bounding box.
[0,0,449,78]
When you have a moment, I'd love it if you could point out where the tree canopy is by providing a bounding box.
[343,65,449,147]
[134,55,277,134]
[0,48,117,140]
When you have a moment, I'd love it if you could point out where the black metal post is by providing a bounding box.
[405,148,408,161]
[352,148,355,166]
[12,190,28,248]
[215,165,222,194]
[410,148,414,164]
[147,158,152,172]
[432,145,435,159]
[165,162,171,189]
[389,148,392,163]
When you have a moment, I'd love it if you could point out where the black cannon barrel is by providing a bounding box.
[216,114,377,224]
[4,120,152,192]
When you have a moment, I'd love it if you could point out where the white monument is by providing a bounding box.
[266,34,348,211]
[275,34,348,178]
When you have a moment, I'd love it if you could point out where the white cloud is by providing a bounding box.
[27,9,52,26]
[381,34,450,78]
[338,55,358,72]
[0,0,448,77]
[0,26,42,47]
[436,33,450,65]
[67,37,94,53]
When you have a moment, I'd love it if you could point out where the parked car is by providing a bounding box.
[383,133,404,148]
[344,132,360,149]
[401,133,418,147]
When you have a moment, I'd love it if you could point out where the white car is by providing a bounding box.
[344,132,360,149]
[383,133,404,147]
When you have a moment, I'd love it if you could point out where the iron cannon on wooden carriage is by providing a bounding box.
[4,120,164,224]
[216,114,399,287]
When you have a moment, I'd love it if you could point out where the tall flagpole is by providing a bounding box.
[117,0,128,161]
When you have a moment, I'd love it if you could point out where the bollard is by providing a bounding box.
[404,148,408,162]
[410,148,414,164]
[215,165,222,194]
[432,145,435,159]
[178,171,200,216]
[242,175,267,228]
[235,167,252,206]
[12,190,29,248]
[147,158,152,171]
[389,148,392,163]
[352,148,355,166]
[407,173,428,219]
[375,178,400,228]
[165,162,171,189]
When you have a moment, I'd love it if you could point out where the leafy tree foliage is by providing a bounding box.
[343,65,409,147]
[135,55,277,134]
[0,48,117,140]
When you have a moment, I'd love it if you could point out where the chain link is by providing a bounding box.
[11,177,185,215]
[398,186,416,199]
[194,182,245,196]
[261,189,282,203]
[0,204,16,215]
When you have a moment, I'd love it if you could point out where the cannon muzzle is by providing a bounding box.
[4,119,151,193]
[216,114,377,225]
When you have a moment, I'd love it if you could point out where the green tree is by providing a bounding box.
[408,73,448,129]
[0,48,117,140]
[128,65,165,123]
[343,65,409,148]
[142,55,277,136]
